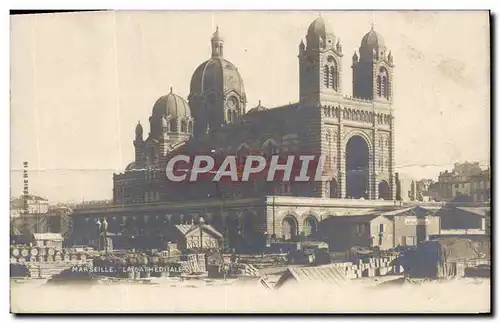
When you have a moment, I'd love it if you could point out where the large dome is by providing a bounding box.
[152,88,191,119]
[190,27,245,96]
[190,57,245,96]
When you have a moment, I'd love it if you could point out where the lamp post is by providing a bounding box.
[96,219,101,251]
[102,218,108,256]
[96,218,108,255]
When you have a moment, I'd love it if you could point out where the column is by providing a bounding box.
[221,211,229,252]
[368,152,374,200]
[339,109,346,198]
[373,125,379,200]
[389,114,396,200]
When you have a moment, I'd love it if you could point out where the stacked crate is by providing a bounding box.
[325,255,402,280]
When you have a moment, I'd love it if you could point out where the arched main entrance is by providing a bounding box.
[282,216,298,241]
[378,180,390,200]
[346,135,370,199]
[303,216,318,238]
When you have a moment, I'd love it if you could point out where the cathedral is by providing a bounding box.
[74,16,399,251]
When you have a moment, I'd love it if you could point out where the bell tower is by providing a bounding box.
[352,25,394,102]
[299,16,343,106]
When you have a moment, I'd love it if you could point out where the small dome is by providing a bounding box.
[190,58,245,96]
[361,27,386,49]
[211,26,222,42]
[307,16,334,38]
[247,100,268,114]
[152,88,191,119]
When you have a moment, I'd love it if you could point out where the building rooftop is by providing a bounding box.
[174,224,223,239]
[274,265,349,289]
[324,214,384,225]
[456,207,489,217]
[33,233,64,241]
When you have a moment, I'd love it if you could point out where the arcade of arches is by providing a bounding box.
[280,214,319,241]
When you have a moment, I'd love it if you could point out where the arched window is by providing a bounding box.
[378,67,390,99]
[169,119,177,132]
[330,65,337,90]
[376,75,382,97]
[382,75,387,98]
[188,121,193,133]
[326,132,332,168]
[324,57,338,91]
[181,121,187,133]
[227,110,232,123]
[324,65,330,88]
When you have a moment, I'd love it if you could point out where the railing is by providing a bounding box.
[401,201,490,208]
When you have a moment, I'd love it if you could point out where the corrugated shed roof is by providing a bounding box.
[457,207,488,217]
[326,214,386,225]
[174,224,223,239]
[33,233,63,241]
[175,224,193,236]
[381,206,440,218]
[274,266,349,289]
[380,207,415,217]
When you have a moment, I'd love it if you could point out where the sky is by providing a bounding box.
[10,11,490,203]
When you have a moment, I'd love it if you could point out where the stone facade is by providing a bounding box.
[72,196,400,251]
[113,17,397,205]
[75,16,399,252]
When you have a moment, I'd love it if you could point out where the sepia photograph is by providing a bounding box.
[9,9,491,314]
